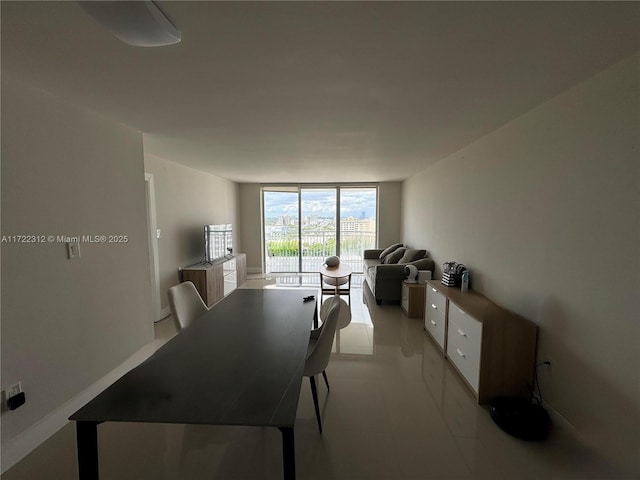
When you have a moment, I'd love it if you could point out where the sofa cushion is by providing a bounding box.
[363,259,379,282]
[379,243,403,261]
[410,257,436,272]
[383,248,406,264]
[363,258,379,270]
[398,249,427,264]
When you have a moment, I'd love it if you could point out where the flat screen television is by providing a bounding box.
[204,224,233,263]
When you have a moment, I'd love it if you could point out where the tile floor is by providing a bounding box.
[2,275,629,479]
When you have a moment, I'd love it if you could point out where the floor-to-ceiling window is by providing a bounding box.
[263,187,300,273]
[300,188,337,271]
[263,185,377,273]
[339,187,377,272]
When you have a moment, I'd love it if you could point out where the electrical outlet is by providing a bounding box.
[67,241,81,259]
[6,382,22,399]
[2,382,23,411]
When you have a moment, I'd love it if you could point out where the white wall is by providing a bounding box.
[144,154,239,308]
[238,183,262,273]
[377,182,402,248]
[238,182,403,273]
[1,78,154,462]
[403,53,639,474]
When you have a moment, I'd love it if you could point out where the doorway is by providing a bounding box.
[145,173,164,322]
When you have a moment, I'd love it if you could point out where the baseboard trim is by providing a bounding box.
[542,400,576,435]
[0,343,156,474]
[247,267,263,274]
[155,306,171,322]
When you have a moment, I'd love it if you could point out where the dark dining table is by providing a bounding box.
[70,288,318,480]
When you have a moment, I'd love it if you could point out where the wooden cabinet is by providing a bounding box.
[222,257,237,297]
[424,280,537,404]
[180,254,247,307]
[181,263,223,307]
[401,281,426,318]
[235,253,247,286]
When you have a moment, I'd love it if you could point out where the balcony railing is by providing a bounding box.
[265,230,375,273]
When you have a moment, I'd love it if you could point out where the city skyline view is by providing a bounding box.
[262,187,377,272]
[263,188,377,220]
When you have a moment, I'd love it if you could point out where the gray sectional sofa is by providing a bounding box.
[363,244,434,305]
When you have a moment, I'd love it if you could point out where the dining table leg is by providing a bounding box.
[76,421,101,479]
[278,427,295,480]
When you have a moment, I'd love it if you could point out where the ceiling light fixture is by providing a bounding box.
[78,1,181,47]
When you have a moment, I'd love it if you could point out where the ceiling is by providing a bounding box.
[2,1,639,183]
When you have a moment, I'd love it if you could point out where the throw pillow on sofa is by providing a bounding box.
[383,248,407,264]
[379,243,404,261]
[398,249,427,264]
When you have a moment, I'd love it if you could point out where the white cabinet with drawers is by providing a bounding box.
[447,303,482,393]
[424,284,448,351]
[423,279,538,404]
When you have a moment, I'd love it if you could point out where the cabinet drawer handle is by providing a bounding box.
[431,287,437,293]
[456,348,466,358]
[430,320,437,326]
[431,304,437,309]
[457,328,467,337]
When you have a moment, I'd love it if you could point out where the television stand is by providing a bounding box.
[180,254,246,307]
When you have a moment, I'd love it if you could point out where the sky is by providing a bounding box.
[264,188,376,219]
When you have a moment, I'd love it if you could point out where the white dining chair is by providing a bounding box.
[167,281,209,330]
[304,295,341,434]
